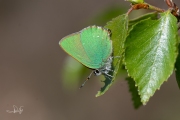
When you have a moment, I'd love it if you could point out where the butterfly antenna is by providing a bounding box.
[79,71,94,89]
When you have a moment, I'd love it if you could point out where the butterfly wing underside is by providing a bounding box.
[80,26,112,68]
[60,32,94,69]
[59,26,112,69]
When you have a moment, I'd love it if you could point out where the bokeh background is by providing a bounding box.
[0,0,180,120]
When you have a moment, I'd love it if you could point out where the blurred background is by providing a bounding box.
[0,0,180,120]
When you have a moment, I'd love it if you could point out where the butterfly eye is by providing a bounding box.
[94,70,101,76]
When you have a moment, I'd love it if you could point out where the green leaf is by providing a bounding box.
[129,12,158,31]
[126,0,144,4]
[175,37,180,89]
[125,11,178,104]
[96,14,128,97]
[126,77,142,109]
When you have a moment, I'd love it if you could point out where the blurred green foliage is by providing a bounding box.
[89,5,127,25]
[61,56,89,90]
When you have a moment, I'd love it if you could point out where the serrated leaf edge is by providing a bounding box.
[124,11,178,105]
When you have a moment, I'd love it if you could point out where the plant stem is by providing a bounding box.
[126,3,164,15]
[148,4,164,12]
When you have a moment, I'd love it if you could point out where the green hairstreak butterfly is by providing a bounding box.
[59,26,113,88]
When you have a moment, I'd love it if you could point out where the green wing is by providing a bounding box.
[59,33,92,68]
[59,26,112,69]
[80,26,112,68]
